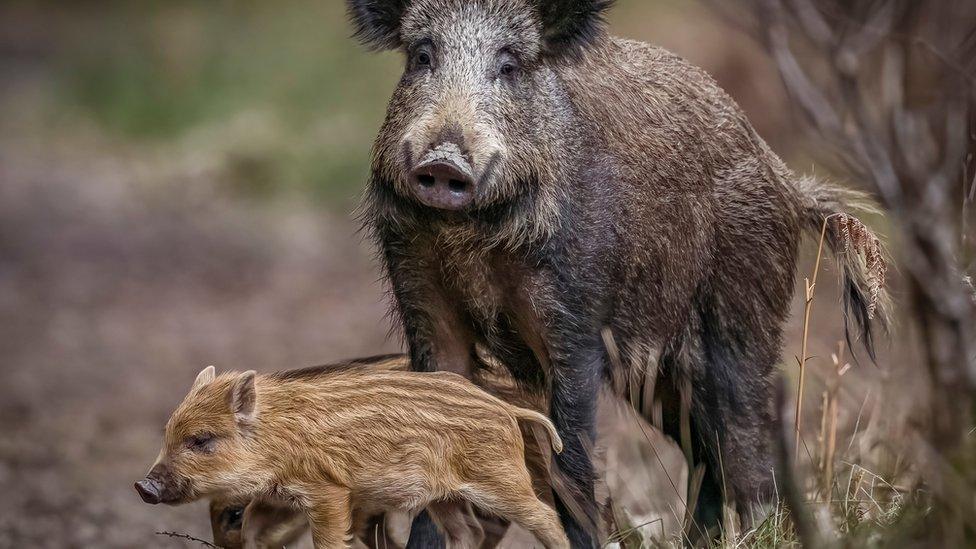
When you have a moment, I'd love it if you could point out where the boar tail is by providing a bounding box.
[513,408,564,454]
[794,175,891,361]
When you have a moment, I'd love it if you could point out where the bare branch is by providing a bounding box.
[155,531,222,548]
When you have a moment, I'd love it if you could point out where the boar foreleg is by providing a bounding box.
[546,338,604,549]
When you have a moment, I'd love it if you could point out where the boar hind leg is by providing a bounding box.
[681,311,777,539]
[691,359,776,528]
[306,486,354,549]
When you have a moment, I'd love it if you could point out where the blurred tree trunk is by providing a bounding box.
[715,0,976,542]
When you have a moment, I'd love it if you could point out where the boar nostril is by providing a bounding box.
[408,157,476,211]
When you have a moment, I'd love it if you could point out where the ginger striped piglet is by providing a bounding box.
[135,360,568,549]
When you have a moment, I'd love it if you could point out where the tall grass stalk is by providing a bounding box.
[795,216,832,462]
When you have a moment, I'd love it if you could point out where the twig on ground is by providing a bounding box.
[155,531,222,548]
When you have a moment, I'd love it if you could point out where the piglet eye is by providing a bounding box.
[186,433,216,453]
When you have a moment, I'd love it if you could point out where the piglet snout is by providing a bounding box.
[134,478,163,504]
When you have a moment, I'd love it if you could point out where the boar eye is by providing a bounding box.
[496,51,520,80]
[185,432,217,453]
[410,43,434,72]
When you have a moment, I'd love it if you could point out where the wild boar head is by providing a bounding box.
[352,0,613,213]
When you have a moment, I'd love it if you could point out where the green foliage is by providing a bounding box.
[52,0,401,204]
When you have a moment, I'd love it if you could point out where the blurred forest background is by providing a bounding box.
[0,0,963,547]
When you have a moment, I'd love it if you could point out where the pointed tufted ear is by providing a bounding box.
[192,365,216,391]
[229,370,258,425]
[537,0,615,58]
[347,0,411,50]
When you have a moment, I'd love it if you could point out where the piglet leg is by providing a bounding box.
[306,486,354,549]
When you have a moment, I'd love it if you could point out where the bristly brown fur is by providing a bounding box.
[350,1,891,545]
[140,362,569,549]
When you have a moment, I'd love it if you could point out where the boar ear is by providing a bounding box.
[229,370,258,424]
[537,0,614,58]
[192,365,216,391]
[347,0,410,51]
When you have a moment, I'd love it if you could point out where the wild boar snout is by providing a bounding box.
[409,143,477,210]
[134,477,163,504]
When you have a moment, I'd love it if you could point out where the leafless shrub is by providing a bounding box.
[713,0,976,544]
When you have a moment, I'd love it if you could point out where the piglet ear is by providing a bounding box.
[229,370,258,424]
[192,365,216,391]
[537,0,614,58]
[347,0,411,50]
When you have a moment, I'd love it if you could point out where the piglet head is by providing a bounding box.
[135,366,259,505]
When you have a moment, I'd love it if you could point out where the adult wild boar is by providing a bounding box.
[349,0,889,546]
